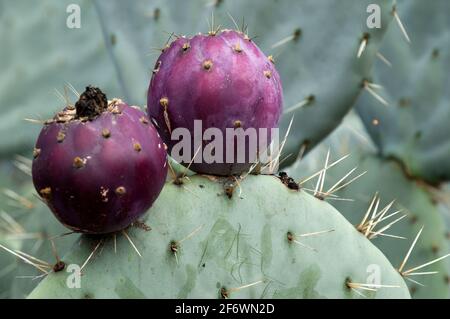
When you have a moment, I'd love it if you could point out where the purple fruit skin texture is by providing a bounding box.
[32,102,168,234]
[148,30,283,175]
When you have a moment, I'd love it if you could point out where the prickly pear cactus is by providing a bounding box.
[288,114,450,298]
[93,0,394,167]
[356,0,450,184]
[29,175,410,299]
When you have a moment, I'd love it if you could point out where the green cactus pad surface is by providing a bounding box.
[356,0,450,183]
[29,175,409,299]
[288,114,450,298]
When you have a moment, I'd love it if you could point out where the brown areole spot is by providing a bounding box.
[33,148,41,159]
[140,116,149,125]
[153,61,162,74]
[293,28,302,41]
[170,241,178,253]
[160,98,172,134]
[159,97,169,108]
[73,157,85,169]
[53,261,66,272]
[233,42,242,53]
[361,32,370,43]
[57,131,66,143]
[203,60,213,71]
[182,42,191,52]
[153,7,160,21]
[115,186,126,196]
[399,97,411,108]
[223,178,237,199]
[344,277,352,290]
[133,220,151,232]
[134,142,142,152]
[431,244,439,254]
[102,128,111,138]
[220,287,229,299]
[432,48,440,59]
[40,187,52,200]
[286,231,294,243]
[264,70,272,79]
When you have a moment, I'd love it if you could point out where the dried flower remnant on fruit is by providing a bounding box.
[75,86,108,119]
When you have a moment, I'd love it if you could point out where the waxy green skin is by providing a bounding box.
[288,114,450,299]
[29,175,409,299]
[356,0,450,184]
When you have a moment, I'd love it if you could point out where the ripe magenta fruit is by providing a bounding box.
[148,30,283,176]
[32,87,167,234]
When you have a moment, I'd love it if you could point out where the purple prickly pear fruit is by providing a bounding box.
[32,86,168,234]
[148,30,283,176]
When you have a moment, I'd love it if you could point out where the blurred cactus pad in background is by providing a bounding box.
[1,0,450,299]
